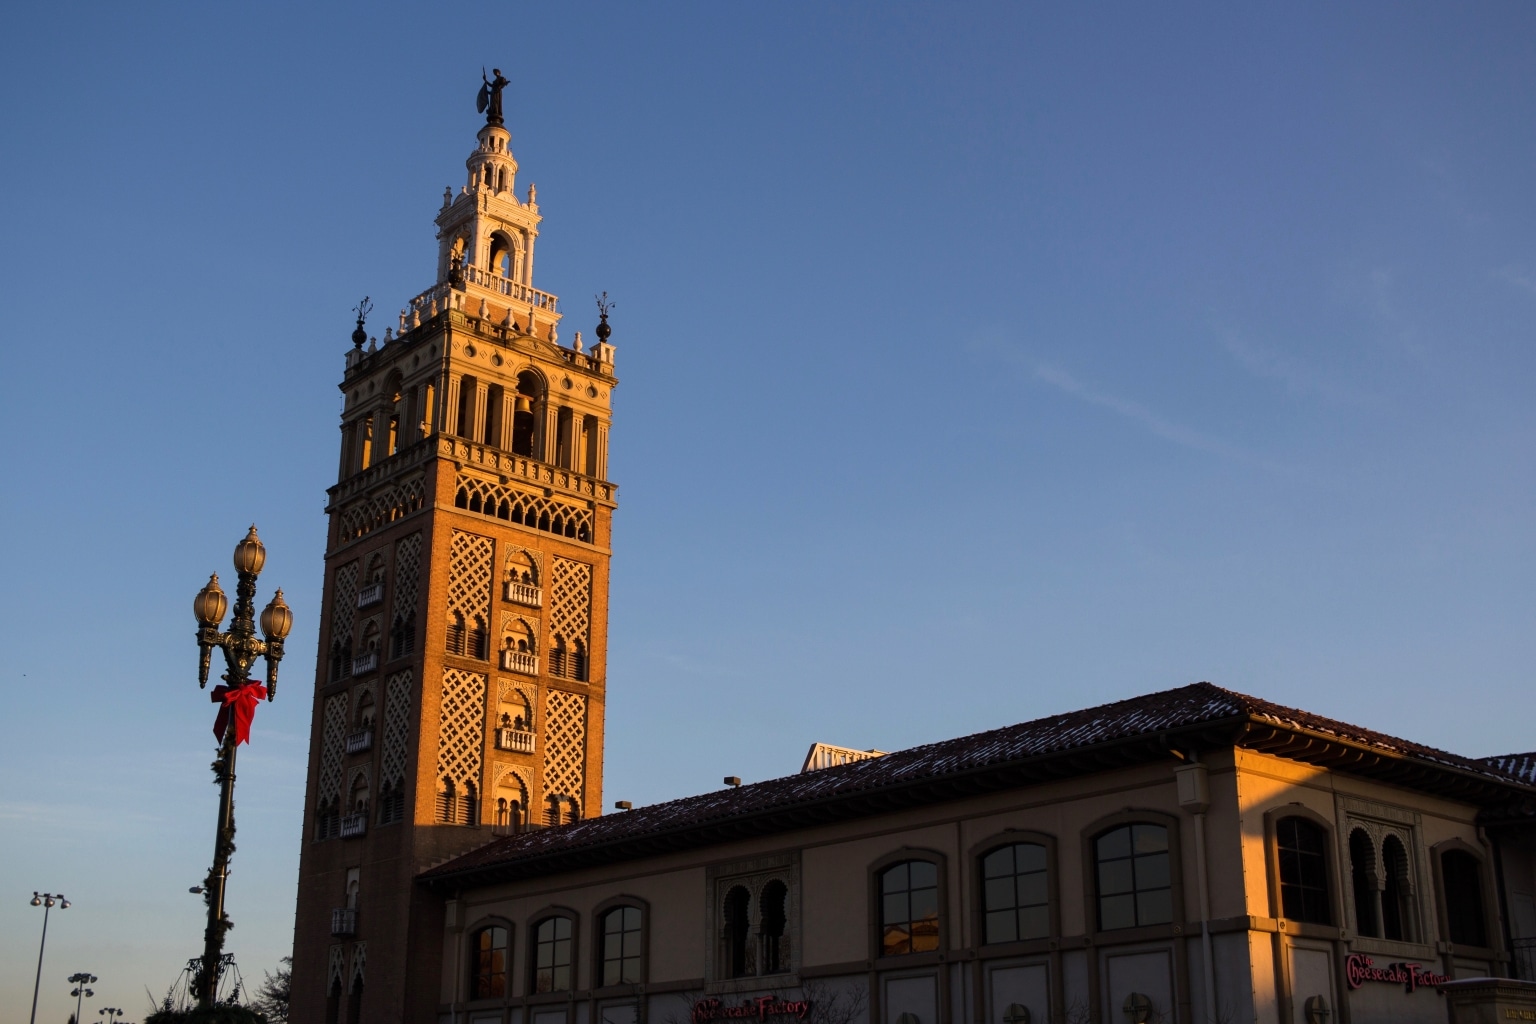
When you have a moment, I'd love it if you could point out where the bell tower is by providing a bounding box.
[289,93,618,1024]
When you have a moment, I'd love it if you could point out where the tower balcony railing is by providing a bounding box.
[345,729,373,755]
[438,437,614,503]
[458,266,560,310]
[330,908,357,937]
[505,581,542,607]
[339,813,367,839]
[495,728,536,754]
[351,650,379,676]
[356,582,384,608]
[500,649,538,675]
[403,277,558,331]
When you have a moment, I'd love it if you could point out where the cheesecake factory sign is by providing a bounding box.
[1344,954,1451,995]
[690,997,814,1023]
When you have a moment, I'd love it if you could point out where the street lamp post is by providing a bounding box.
[190,525,293,1009]
[28,893,69,1024]
[98,1008,123,1024]
[68,972,97,1024]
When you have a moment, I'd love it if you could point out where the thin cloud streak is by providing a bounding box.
[1033,363,1257,465]
[1215,328,1376,407]
[1496,266,1536,297]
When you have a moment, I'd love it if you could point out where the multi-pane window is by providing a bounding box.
[1443,850,1487,947]
[600,906,642,986]
[1276,817,1331,924]
[469,926,508,1000]
[1095,824,1172,930]
[982,843,1049,944]
[880,860,940,956]
[533,917,573,993]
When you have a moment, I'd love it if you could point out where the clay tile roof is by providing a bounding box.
[423,682,1533,887]
[1481,752,1536,784]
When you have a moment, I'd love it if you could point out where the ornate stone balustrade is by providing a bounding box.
[339,813,367,839]
[356,582,384,609]
[495,727,536,754]
[330,908,357,936]
[351,650,379,676]
[500,650,538,676]
[458,266,560,310]
[344,730,373,755]
[325,439,434,511]
[504,581,542,607]
[441,437,615,504]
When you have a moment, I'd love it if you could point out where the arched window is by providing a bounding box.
[377,781,404,825]
[446,611,467,656]
[512,371,540,456]
[1276,817,1331,925]
[723,885,751,977]
[600,906,642,986]
[437,779,457,824]
[1382,835,1413,942]
[469,925,508,999]
[390,612,415,658]
[469,615,490,660]
[1443,850,1487,947]
[982,842,1049,943]
[879,860,940,956]
[760,880,788,973]
[461,780,479,827]
[347,976,363,1024]
[1095,824,1171,930]
[533,917,573,993]
[1349,829,1379,937]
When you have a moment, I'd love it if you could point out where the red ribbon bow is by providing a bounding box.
[211,681,268,745]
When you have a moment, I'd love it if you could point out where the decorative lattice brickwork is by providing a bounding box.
[447,530,493,627]
[392,531,422,623]
[330,561,359,652]
[542,689,587,800]
[436,667,487,789]
[318,693,349,804]
[338,475,427,542]
[454,474,594,543]
[549,557,592,647]
[379,671,412,788]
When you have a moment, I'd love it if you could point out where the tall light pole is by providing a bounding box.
[68,972,97,1024]
[28,893,69,1024]
[98,1007,123,1024]
[190,525,293,1008]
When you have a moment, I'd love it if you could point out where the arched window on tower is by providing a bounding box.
[390,611,415,658]
[512,371,540,457]
[461,780,479,826]
[438,778,457,824]
[469,615,490,661]
[446,611,467,656]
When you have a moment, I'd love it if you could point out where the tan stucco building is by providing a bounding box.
[416,684,1536,1024]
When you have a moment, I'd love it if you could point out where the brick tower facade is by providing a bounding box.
[289,106,618,1023]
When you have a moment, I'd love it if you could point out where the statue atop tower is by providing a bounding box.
[477,67,509,126]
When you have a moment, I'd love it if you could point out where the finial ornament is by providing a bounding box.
[595,291,614,343]
[477,67,510,126]
[351,296,372,349]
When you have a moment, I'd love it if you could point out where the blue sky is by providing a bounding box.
[3,1,1535,1017]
